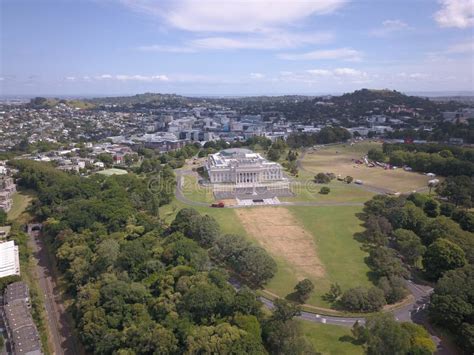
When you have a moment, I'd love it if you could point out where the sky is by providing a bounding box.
[1,0,473,96]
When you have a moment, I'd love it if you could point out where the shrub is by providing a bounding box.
[319,187,330,195]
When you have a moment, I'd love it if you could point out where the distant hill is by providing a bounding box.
[27,97,95,109]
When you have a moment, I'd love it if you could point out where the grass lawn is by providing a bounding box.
[299,320,363,355]
[261,205,372,308]
[97,168,128,176]
[162,193,371,308]
[180,174,214,203]
[160,198,247,236]
[7,191,32,221]
[282,180,375,204]
[301,141,432,193]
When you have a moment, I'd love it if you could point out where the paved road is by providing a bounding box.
[27,225,82,355]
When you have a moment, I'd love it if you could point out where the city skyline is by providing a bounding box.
[1,0,473,96]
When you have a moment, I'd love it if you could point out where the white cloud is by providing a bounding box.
[275,67,370,86]
[333,67,367,77]
[370,19,411,37]
[84,74,170,82]
[96,74,113,80]
[397,72,429,79]
[446,39,474,53]
[278,48,362,61]
[250,73,264,79]
[435,0,474,28]
[137,44,196,53]
[65,76,76,81]
[114,74,170,82]
[139,31,333,52]
[306,69,332,76]
[0,77,5,81]
[191,31,333,50]
[122,0,347,33]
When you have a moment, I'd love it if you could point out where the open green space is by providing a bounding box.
[261,205,372,307]
[282,180,375,203]
[160,198,247,237]
[162,195,372,309]
[7,191,32,221]
[299,320,363,355]
[96,168,128,176]
[180,174,214,203]
[300,141,431,193]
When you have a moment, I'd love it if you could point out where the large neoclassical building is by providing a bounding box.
[205,148,290,199]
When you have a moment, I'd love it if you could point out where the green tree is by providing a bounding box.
[365,314,411,355]
[0,209,7,224]
[392,229,426,266]
[319,186,330,195]
[423,238,466,280]
[340,286,386,312]
[429,265,474,351]
[294,279,314,303]
[345,176,354,184]
[436,175,473,207]
[368,148,385,162]
[325,283,342,302]
[401,322,436,354]
[267,148,281,161]
[314,173,331,184]
[424,199,439,217]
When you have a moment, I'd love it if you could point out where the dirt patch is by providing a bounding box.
[235,207,325,279]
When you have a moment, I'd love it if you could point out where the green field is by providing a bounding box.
[180,174,214,203]
[282,180,375,203]
[160,198,247,236]
[261,205,372,307]
[97,168,128,176]
[161,197,372,308]
[7,192,32,220]
[300,321,363,355]
[300,142,431,193]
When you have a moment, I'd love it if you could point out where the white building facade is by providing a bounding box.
[206,148,284,184]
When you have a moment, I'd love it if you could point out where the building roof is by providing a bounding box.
[3,302,42,354]
[0,240,20,278]
[5,281,29,305]
[219,148,253,157]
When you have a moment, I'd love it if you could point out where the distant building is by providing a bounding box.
[0,175,16,212]
[449,137,464,145]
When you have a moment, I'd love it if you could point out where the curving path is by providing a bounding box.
[175,163,453,353]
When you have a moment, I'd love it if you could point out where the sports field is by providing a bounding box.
[300,142,432,193]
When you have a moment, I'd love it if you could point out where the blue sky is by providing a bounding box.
[1,0,473,96]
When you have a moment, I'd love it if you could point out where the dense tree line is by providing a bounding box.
[339,192,474,314]
[386,121,474,144]
[351,314,435,354]
[380,143,474,177]
[9,160,319,354]
[360,194,474,353]
[429,265,474,353]
[286,127,352,148]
